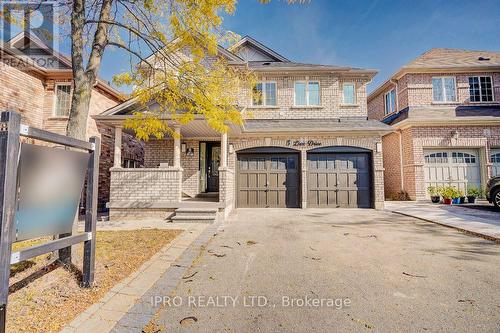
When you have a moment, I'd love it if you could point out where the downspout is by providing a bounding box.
[397,129,404,192]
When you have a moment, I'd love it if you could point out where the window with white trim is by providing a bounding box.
[54,84,72,116]
[342,83,356,104]
[452,152,476,164]
[384,89,396,115]
[294,81,320,106]
[469,76,493,102]
[432,77,456,102]
[491,153,500,163]
[252,82,277,106]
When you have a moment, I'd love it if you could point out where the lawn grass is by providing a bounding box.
[7,229,182,333]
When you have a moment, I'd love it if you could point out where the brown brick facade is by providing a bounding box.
[0,55,143,210]
[368,64,500,201]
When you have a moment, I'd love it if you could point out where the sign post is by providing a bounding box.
[0,111,100,332]
[0,112,21,332]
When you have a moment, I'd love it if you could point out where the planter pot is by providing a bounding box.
[459,197,466,204]
[443,198,452,205]
[452,198,460,204]
[467,196,476,204]
[431,196,441,203]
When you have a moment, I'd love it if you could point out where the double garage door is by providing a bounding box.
[236,150,372,208]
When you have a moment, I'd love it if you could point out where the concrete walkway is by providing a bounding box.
[61,221,209,333]
[385,201,500,241]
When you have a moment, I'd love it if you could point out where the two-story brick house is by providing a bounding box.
[0,33,144,209]
[96,36,391,220]
[367,48,500,200]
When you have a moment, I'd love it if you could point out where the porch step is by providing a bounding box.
[171,207,217,223]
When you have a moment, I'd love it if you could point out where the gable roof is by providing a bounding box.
[7,31,73,69]
[228,36,290,62]
[405,48,500,69]
[1,32,125,102]
[369,48,500,101]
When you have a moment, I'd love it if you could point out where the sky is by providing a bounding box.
[5,0,500,93]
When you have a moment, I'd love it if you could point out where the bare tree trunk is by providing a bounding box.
[66,0,113,140]
[67,79,92,140]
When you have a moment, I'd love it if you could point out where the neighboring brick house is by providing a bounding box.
[0,33,144,209]
[95,36,392,220]
[367,48,500,200]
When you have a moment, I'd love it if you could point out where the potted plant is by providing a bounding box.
[451,187,461,204]
[458,189,466,204]
[427,186,440,203]
[467,186,481,204]
[441,186,453,205]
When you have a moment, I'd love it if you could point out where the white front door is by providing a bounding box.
[424,149,481,195]
[491,149,500,177]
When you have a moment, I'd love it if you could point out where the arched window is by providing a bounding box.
[424,152,448,163]
[452,152,476,164]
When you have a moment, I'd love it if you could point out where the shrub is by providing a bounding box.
[427,186,439,196]
[467,186,481,197]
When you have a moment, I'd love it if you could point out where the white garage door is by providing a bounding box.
[424,149,481,194]
[492,149,500,177]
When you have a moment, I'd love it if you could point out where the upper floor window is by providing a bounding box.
[469,76,493,102]
[384,89,396,115]
[432,77,456,102]
[54,84,72,116]
[252,82,277,106]
[342,83,356,105]
[294,81,320,106]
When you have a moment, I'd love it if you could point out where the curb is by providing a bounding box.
[387,209,500,244]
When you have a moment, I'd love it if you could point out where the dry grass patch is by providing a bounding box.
[7,229,182,333]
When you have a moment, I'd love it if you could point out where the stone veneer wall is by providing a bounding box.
[98,125,144,209]
[227,135,385,209]
[109,167,182,219]
[143,139,201,197]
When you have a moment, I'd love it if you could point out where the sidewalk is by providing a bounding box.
[61,220,209,333]
[385,201,500,242]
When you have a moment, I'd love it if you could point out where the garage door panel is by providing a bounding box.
[491,150,500,176]
[237,153,299,208]
[327,173,337,187]
[308,152,371,208]
[357,190,371,208]
[424,149,481,196]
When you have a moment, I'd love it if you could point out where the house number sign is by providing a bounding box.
[286,139,322,147]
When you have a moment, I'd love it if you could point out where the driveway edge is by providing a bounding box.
[386,209,500,243]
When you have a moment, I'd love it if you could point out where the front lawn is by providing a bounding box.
[7,229,182,333]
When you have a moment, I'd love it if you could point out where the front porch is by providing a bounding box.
[105,119,235,221]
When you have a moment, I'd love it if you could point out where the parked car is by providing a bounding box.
[486,176,500,209]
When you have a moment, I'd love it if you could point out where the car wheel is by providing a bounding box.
[493,188,500,209]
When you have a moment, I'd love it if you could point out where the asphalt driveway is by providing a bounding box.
[151,208,500,332]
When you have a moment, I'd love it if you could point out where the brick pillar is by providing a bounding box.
[113,126,122,168]
[173,125,181,168]
[301,149,307,209]
[221,132,228,168]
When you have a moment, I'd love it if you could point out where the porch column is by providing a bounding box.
[113,126,122,168]
[173,125,181,168]
[220,132,228,168]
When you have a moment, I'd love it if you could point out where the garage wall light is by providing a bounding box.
[229,144,234,154]
[376,142,382,153]
[181,143,186,153]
